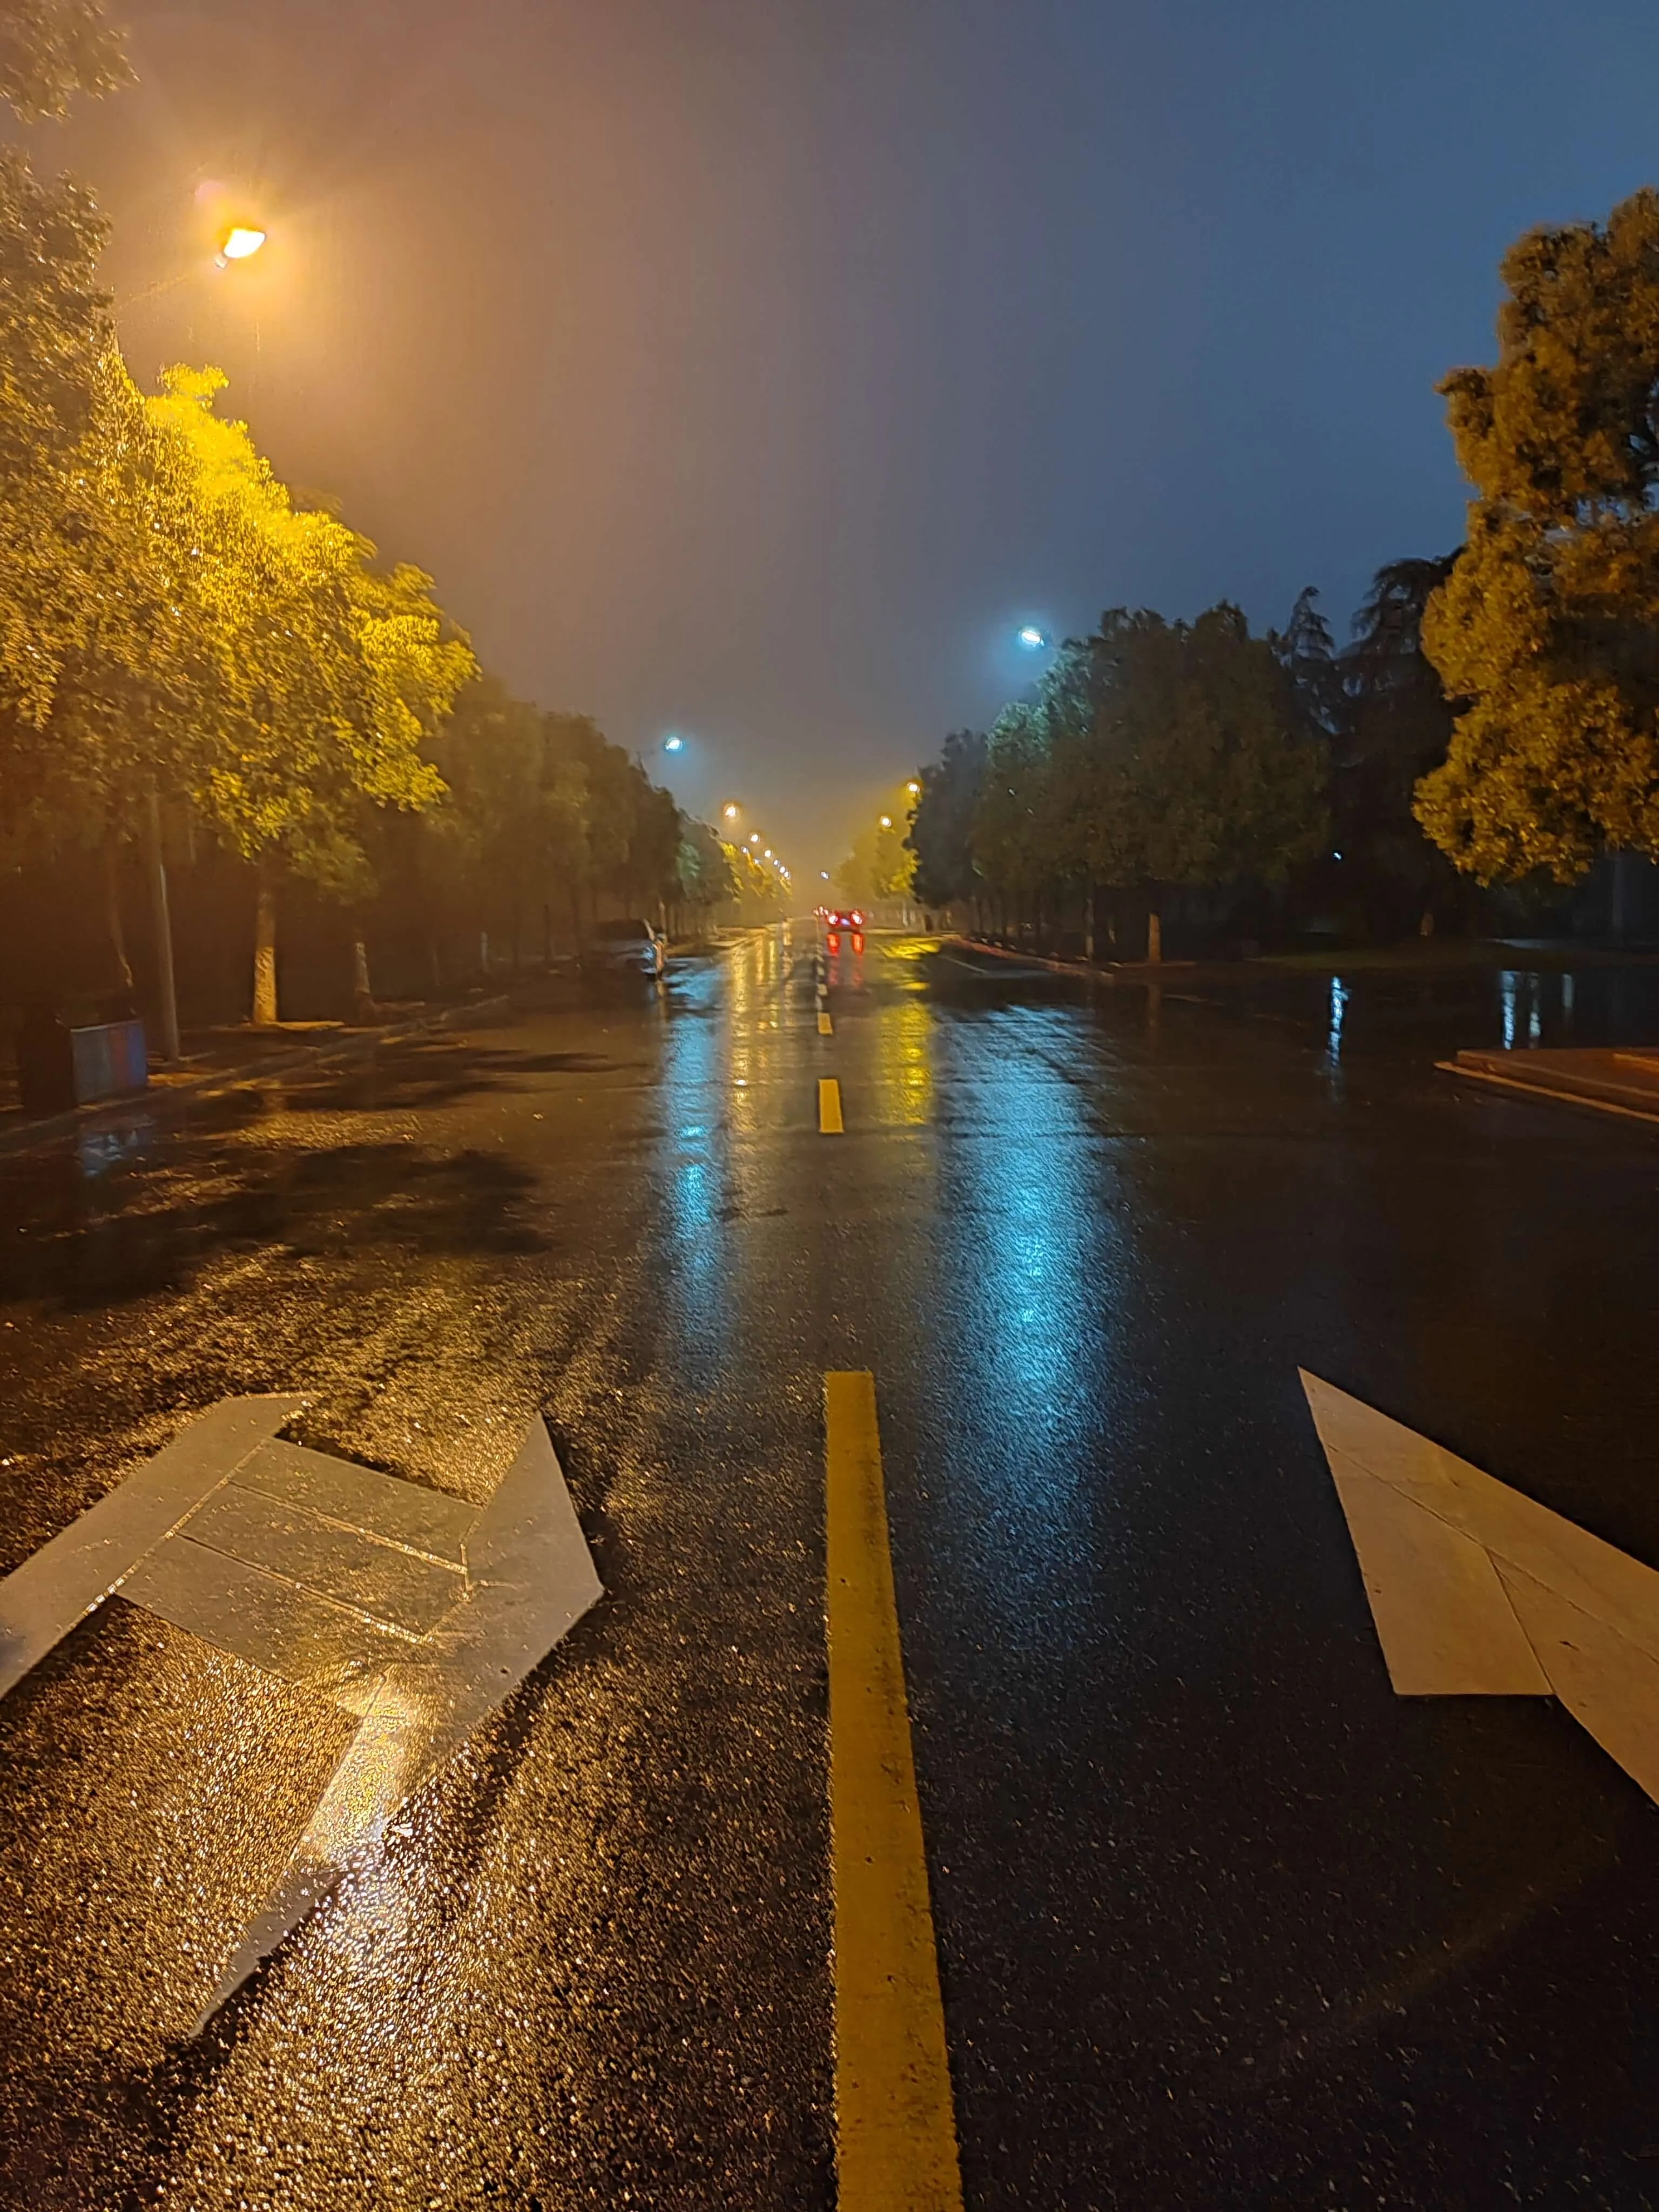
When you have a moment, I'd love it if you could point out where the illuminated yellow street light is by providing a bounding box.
[879,814,893,830]
[906,780,921,798]
[748,832,760,845]
[217,225,267,266]
[722,801,740,821]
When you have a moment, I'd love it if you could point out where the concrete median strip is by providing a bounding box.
[0,1397,602,2030]
[1303,1370,1659,1804]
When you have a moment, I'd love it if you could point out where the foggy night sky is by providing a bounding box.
[33,0,1659,882]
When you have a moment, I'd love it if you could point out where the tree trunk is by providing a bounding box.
[1147,908,1162,965]
[352,933,374,1019]
[144,795,181,1061]
[103,840,133,994]
[252,863,279,1027]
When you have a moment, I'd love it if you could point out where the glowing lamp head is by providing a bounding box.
[722,802,739,820]
[218,226,267,263]
[1017,624,1048,650]
[748,833,760,846]
[663,734,685,753]
[906,780,921,797]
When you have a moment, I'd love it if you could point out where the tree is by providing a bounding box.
[424,678,589,975]
[0,0,129,120]
[673,818,735,932]
[907,729,986,911]
[834,788,919,908]
[1417,189,1659,884]
[1065,604,1326,957]
[147,368,473,1021]
[1337,555,1460,934]
[1275,585,1342,745]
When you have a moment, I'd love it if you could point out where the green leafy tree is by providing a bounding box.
[674,818,736,931]
[907,729,986,911]
[0,0,129,120]
[1418,189,1659,883]
[1083,606,1325,954]
[148,368,473,1021]
[424,678,590,974]
[1338,555,1460,934]
[834,788,919,907]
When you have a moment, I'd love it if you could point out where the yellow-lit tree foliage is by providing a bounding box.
[1418,190,1659,882]
[147,368,475,1019]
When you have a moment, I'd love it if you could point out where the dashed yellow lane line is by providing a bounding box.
[819,1077,845,1134]
[819,1010,834,1036]
[825,1371,962,2210]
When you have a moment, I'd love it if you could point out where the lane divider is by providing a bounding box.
[819,1011,834,1036]
[819,1077,845,1134]
[825,1372,963,2211]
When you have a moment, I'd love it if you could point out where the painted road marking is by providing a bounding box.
[819,1011,834,1035]
[0,1399,602,2031]
[825,1372,963,2211]
[819,1077,845,1133]
[1303,1371,1659,1803]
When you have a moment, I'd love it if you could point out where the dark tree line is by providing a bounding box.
[908,562,1461,958]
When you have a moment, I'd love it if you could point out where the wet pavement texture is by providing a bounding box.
[2,930,1657,2207]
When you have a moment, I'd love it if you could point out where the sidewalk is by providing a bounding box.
[0,995,511,1160]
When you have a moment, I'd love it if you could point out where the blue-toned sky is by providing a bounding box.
[46,0,1659,878]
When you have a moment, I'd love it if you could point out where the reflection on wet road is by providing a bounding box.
[2,930,1658,2206]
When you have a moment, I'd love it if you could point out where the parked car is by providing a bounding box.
[582,918,665,980]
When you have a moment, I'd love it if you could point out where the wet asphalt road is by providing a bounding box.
[2,927,1658,2208]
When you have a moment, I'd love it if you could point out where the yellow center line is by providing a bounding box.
[819,1010,834,1036]
[825,1371,963,2211]
[819,1077,845,1133]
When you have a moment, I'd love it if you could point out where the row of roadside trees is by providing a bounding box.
[908,188,1659,958]
[0,1,773,1043]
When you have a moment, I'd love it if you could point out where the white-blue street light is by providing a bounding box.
[1017,625,1049,651]
[663,733,685,754]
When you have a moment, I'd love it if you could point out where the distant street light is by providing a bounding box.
[879,815,893,830]
[722,801,740,820]
[748,833,760,845]
[1017,624,1049,650]
[216,225,267,267]
[663,734,685,754]
[906,779,921,797]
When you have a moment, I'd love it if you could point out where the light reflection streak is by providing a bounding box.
[932,1007,1125,1640]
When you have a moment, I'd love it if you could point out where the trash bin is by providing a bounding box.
[70,1018,147,1104]
[16,1002,76,1117]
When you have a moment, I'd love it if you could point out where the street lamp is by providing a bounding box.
[722,801,740,821]
[879,815,893,830]
[1017,624,1049,650]
[216,225,267,267]
[663,733,685,754]
[906,780,921,798]
[748,833,760,846]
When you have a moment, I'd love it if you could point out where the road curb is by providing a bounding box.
[0,995,513,1162]
[947,936,1197,979]
[1437,1057,1659,1130]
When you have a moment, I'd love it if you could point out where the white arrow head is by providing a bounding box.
[191,1414,601,2029]
[1301,1371,1659,1806]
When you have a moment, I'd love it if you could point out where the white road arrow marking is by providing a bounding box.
[0,1399,602,2032]
[1302,1371,1659,1805]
